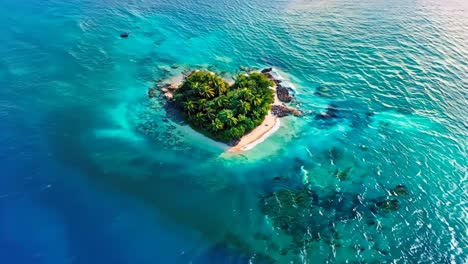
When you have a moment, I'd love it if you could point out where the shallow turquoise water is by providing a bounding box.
[0,0,467,263]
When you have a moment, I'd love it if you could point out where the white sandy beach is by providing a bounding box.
[227,92,281,153]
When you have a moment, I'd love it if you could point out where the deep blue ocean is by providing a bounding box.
[0,0,467,263]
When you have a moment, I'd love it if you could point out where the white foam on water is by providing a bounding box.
[301,165,310,185]
[271,67,299,94]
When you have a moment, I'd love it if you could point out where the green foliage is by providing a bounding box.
[173,70,274,142]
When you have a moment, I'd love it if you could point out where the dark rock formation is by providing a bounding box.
[314,112,331,120]
[259,189,323,241]
[277,85,293,102]
[315,105,340,120]
[392,184,409,196]
[263,72,274,79]
[154,82,178,101]
[272,105,303,117]
[258,188,364,256]
[257,182,411,260]
[260,67,294,102]
[314,86,331,97]
[372,198,399,213]
[273,79,282,85]
[164,83,178,92]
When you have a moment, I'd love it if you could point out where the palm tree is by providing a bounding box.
[197,99,209,111]
[205,108,216,121]
[237,114,247,123]
[198,84,215,98]
[251,95,262,107]
[218,109,230,122]
[214,96,228,109]
[227,116,238,127]
[193,112,206,127]
[237,100,251,114]
[218,109,238,127]
[240,88,253,101]
[183,100,196,117]
[213,79,228,95]
[233,74,248,89]
[210,118,224,132]
[189,82,201,97]
[252,110,262,120]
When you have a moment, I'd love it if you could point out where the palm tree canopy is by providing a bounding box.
[173,70,274,142]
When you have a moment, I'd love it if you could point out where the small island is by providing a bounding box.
[155,68,302,152]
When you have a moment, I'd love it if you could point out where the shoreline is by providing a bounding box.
[157,68,300,153]
[227,92,282,153]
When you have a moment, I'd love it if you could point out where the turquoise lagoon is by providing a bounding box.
[0,0,467,263]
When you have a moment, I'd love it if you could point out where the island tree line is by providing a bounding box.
[173,71,275,142]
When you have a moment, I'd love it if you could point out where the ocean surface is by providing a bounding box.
[0,0,467,263]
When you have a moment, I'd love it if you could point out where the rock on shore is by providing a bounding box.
[272,105,303,117]
[261,68,294,103]
[154,82,179,100]
[276,85,293,102]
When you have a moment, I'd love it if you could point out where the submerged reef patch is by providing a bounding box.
[258,181,410,258]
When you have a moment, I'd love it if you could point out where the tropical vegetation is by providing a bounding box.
[173,71,274,142]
